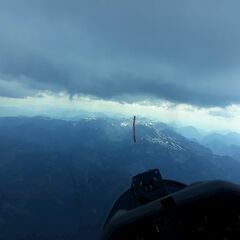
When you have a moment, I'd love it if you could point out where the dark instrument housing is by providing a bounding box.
[102,169,240,240]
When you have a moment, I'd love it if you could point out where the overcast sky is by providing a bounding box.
[1,0,240,130]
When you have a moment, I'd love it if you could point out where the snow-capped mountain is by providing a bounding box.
[0,116,240,239]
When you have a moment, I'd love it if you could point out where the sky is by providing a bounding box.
[1,0,240,131]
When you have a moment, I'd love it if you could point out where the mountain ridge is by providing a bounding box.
[0,116,240,239]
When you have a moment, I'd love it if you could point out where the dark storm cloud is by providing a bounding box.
[1,0,240,106]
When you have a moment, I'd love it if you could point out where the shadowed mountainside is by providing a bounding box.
[0,117,240,239]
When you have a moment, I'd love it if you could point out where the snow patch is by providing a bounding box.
[120,122,129,127]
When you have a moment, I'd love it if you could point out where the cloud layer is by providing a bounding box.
[1,0,240,106]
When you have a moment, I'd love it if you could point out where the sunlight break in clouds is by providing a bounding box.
[0,92,240,133]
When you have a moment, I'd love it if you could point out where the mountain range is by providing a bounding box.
[0,116,240,239]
